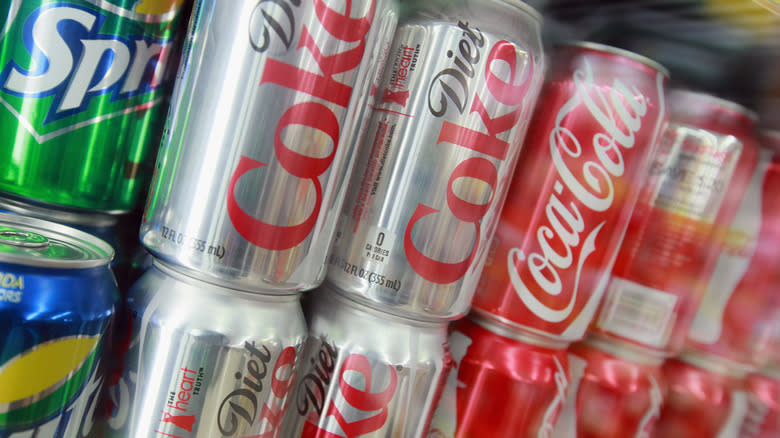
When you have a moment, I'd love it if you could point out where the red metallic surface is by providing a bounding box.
[427,316,568,438]
[555,340,664,438]
[686,131,780,368]
[472,41,669,343]
[653,356,742,438]
[593,90,760,356]
[742,372,780,438]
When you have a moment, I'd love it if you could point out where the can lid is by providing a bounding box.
[0,212,114,269]
[584,335,665,366]
[678,350,750,378]
[559,41,671,78]
[760,130,780,152]
[469,312,569,349]
[498,0,543,24]
[669,89,758,123]
[0,195,120,228]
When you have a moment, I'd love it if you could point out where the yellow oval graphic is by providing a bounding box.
[0,336,99,405]
[134,0,186,15]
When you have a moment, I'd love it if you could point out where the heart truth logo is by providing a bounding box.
[161,412,196,432]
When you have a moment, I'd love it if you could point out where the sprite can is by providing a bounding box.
[0,212,118,438]
[0,0,188,212]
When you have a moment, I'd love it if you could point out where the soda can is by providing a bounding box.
[0,212,117,437]
[687,130,780,369]
[591,90,760,357]
[472,42,669,343]
[326,0,546,320]
[741,370,780,438]
[100,260,306,438]
[140,0,399,293]
[281,285,450,437]
[428,316,568,438]
[552,338,664,438]
[654,353,748,438]
[0,0,188,212]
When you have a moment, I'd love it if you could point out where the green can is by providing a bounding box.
[0,0,188,212]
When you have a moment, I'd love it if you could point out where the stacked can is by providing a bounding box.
[741,311,780,438]
[102,0,401,436]
[590,89,760,358]
[0,213,118,437]
[280,0,548,436]
[686,129,780,372]
[552,338,665,438]
[654,353,749,438]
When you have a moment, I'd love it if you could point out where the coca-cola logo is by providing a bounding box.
[507,59,651,322]
[539,357,568,438]
[427,21,485,117]
[217,342,297,436]
[635,376,663,438]
[302,352,398,437]
[405,39,535,284]
[227,0,376,250]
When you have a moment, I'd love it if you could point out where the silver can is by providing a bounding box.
[280,285,450,437]
[100,261,307,438]
[140,0,399,292]
[326,0,545,319]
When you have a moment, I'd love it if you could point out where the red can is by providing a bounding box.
[686,130,780,368]
[654,353,747,438]
[472,42,669,343]
[427,316,568,438]
[552,338,664,438]
[741,371,780,438]
[593,90,760,356]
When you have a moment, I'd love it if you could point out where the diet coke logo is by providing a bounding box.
[404,38,536,284]
[507,58,652,322]
[227,0,376,250]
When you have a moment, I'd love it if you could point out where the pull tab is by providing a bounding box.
[0,230,50,249]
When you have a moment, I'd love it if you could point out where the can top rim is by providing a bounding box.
[0,212,114,269]
[497,0,543,24]
[584,335,665,366]
[670,89,758,122]
[0,196,121,228]
[558,41,671,78]
[469,314,568,350]
[678,350,750,378]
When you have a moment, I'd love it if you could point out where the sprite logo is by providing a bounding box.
[0,336,104,437]
[0,1,178,142]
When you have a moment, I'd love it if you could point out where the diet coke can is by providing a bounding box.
[427,315,568,438]
[741,370,780,438]
[280,286,450,437]
[687,130,780,369]
[654,353,748,438]
[472,42,669,343]
[326,0,545,319]
[100,261,307,438]
[140,0,399,292]
[552,338,664,438]
[593,90,760,357]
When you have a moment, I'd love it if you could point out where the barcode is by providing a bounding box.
[599,278,678,348]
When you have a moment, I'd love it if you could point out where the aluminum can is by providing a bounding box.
[741,371,780,438]
[0,212,117,437]
[686,130,780,369]
[552,338,664,438]
[654,353,748,438]
[0,0,187,212]
[592,90,760,357]
[140,0,399,293]
[326,0,545,319]
[428,316,568,438]
[281,285,450,437]
[472,42,669,343]
[99,260,306,438]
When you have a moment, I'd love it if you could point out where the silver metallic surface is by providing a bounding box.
[326,0,545,319]
[102,261,307,437]
[281,285,450,437]
[141,0,399,293]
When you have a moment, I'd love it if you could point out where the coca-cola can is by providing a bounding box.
[472,42,669,343]
[427,316,568,438]
[280,286,450,437]
[99,261,307,437]
[140,0,399,292]
[326,0,546,319]
[654,353,748,438]
[741,371,780,438]
[552,338,664,438]
[592,90,760,356]
[686,130,780,369]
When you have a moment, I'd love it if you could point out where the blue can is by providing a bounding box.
[0,212,118,438]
